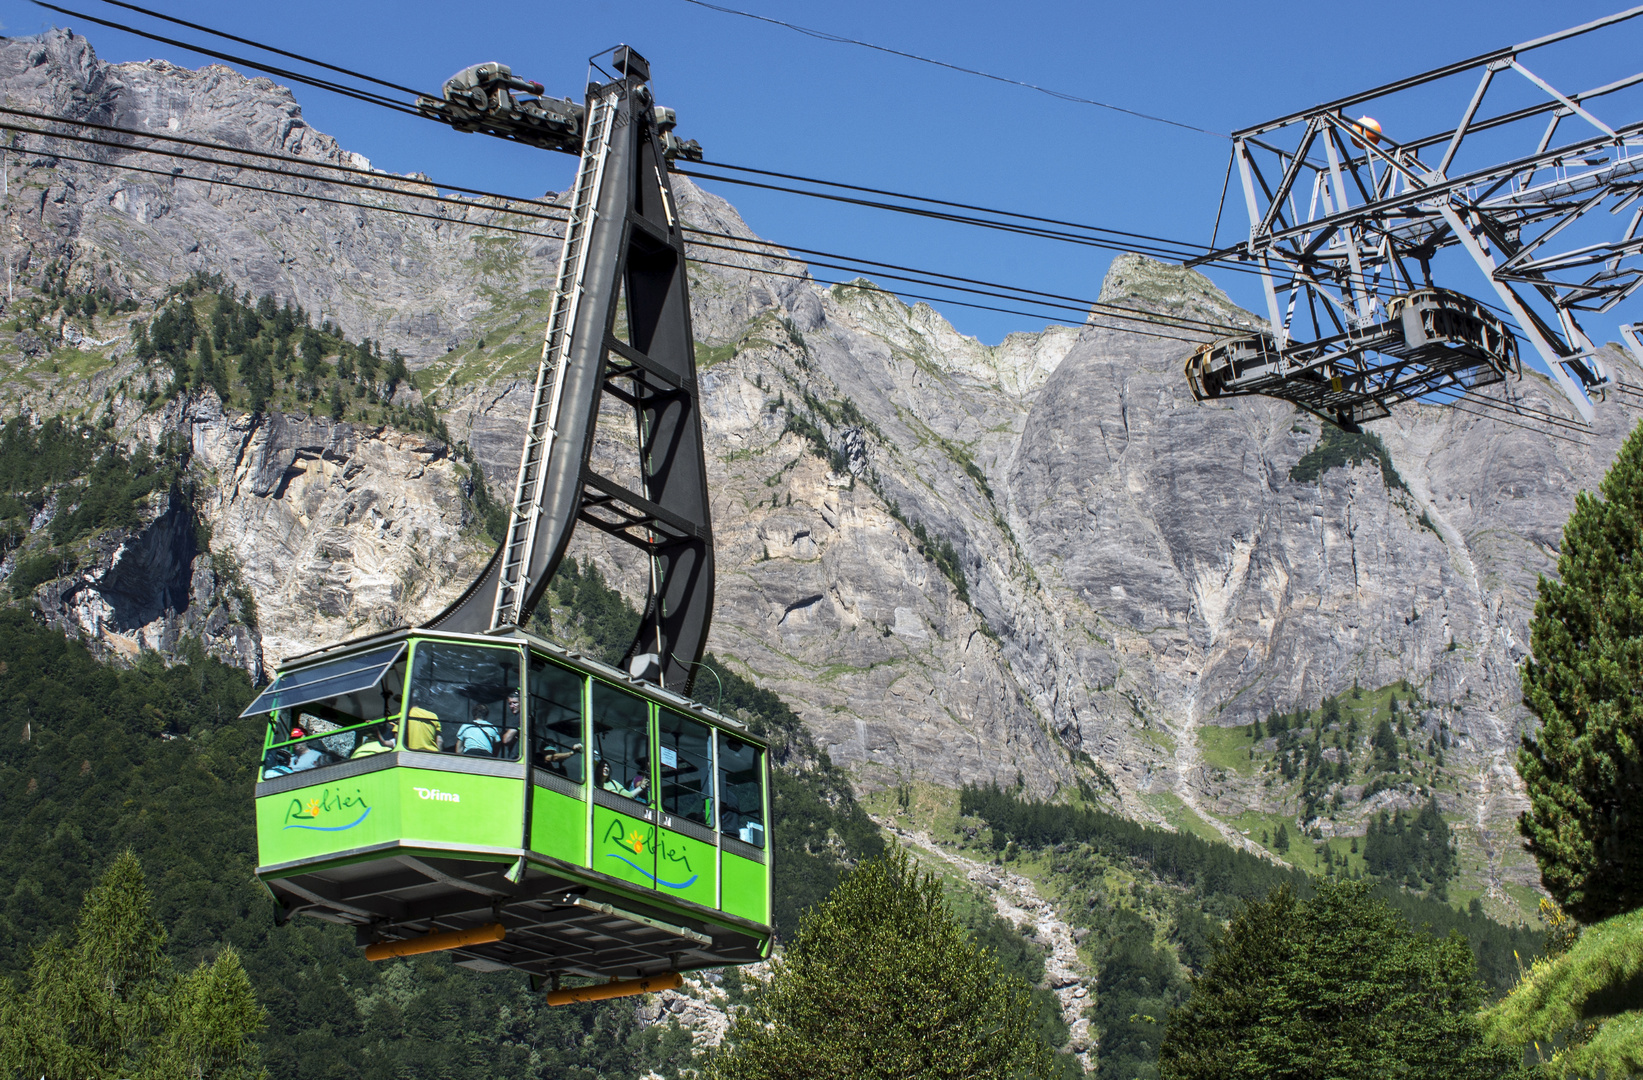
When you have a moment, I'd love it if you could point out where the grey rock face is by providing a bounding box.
[0,29,559,362]
[164,394,490,667]
[5,29,1642,911]
[22,480,261,676]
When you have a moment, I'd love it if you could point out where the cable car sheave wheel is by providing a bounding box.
[1184,288,1520,430]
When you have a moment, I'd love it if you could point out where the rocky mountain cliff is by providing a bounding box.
[2,27,1638,918]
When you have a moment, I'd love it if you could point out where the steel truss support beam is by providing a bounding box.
[426,47,714,697]
[1623,323,1643,361]
[1194,9,1643,421]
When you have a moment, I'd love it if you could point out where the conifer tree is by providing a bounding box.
[194,333,215,393]
[1519,420,1643,922]
[709,848,1049,1080]
[0,851,266,1080]
[1158,881,1523,1080]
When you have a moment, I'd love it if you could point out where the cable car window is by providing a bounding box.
[657,709,713,826]
[718,736,764,848]
[261,711,398,779]
[529,655,585,782]
[591,681,651,804]
[406,642,522,759]
[241,643,405,719]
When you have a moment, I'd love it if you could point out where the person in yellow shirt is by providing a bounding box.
[405,706,442,752]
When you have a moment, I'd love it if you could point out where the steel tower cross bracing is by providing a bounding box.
[421,48,714,697]
[1187,6,1643,426]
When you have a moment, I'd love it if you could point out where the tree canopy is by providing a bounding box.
[0,588,879,1077]
[709,847,1051,1080]
[0,851,265,1080]
[1519,419,1643,922]
[1157,879,1525,1080]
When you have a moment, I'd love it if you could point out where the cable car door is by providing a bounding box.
[654,707,717,908]
[590,680,657,889]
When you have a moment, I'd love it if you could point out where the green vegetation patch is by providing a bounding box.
[1289,424,1408,491]
[710,850,1064,1080]
[47,346,116,378]
[962,783,1540,994]
[1160,880,1526,1080]
[1143,790,1225,844]
[129,271,429,431]
[1197,722,1259,776]
[1243,681,1460,870]
[694,340,737,368]
[1483,905,1643,1074]
[0,417,193,598]
[1363,799,1456,895]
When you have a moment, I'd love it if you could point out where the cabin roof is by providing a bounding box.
[271,625,760,742]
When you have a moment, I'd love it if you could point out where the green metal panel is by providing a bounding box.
[530,786,585,865]
[399,768,520,847]
[721,852,767,925]
[257,771,397,867]
[257,767,521,868]
[593,803,657,890]
[656,826,716,907]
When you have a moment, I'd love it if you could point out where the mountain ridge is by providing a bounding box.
[1,27,1638,920]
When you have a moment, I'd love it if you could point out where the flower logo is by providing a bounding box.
[282,788,370,832]
[626,829,646,855]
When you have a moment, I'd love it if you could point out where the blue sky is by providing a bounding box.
[1,0,1640,349]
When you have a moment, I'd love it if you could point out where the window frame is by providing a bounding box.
[716,730,767,849]
[527,650,588,784]
[403,638,525,760]
[657,706,716,829]
[588,677,655,809]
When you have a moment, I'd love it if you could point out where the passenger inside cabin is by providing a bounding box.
[405,706,442,752]
[261,722,308,777]
[598,759,648,800]
[350,720,398,758]
[529,655,585,781]
[289,735,324,772]
[537,740,583,769]
[457,700,518,757]
[405,641,521,756]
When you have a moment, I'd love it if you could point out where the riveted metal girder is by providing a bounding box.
[1192,8,1643,424]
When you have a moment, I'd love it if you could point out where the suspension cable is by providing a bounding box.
[31,1,425,119]
[90,0,433,98]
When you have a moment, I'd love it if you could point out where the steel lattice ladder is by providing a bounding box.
[492,87,621,630]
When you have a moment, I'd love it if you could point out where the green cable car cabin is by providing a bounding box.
[248,627,773,980]
[247,51,764,990]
